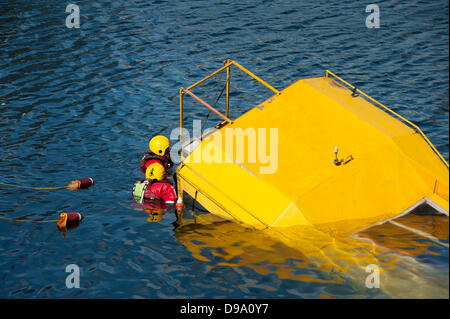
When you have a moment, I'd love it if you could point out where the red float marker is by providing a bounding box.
[57,212,83,231]
[66,178,94,190]
[78,178,94,189]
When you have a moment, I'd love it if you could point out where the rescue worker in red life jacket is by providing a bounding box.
[140,135,174,176]
[132,162,178,212]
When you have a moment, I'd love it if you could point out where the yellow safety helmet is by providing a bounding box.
[145,162,165,181]
[149,135,170,155]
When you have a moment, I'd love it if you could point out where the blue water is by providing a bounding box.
[0,0,448,298]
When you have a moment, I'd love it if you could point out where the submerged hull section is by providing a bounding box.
[177,75,449,233]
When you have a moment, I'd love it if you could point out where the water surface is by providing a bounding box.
[0,0,448,298]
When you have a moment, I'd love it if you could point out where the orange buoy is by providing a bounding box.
[66,178,94,190]
[57,212,83,231]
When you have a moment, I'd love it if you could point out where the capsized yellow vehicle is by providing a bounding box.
[175,60,449,236]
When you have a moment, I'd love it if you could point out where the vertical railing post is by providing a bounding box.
[179,87,184,159]
[225,59,230,118]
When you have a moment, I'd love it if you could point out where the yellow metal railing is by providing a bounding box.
[179,60,280,157]
[325,70,449,168]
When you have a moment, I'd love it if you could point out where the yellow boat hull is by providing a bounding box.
[177,74,448,233]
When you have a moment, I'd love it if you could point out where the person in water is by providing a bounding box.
[134,162,177,205]
[132,162,182,223]
[140,135,173,176]
[133,162,177,209]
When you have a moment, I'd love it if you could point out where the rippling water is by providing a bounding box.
[0,0,448,298]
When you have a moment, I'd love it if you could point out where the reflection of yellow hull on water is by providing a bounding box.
[174,213,448,298]
[176,60,448,233]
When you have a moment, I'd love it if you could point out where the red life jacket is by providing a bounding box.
[142,179,177,203]
[140,151,173,175]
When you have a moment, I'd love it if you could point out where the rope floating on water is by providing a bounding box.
[0,177,94,191]
[0,176,94,230]
[0,182,68,190]
[0,176,73,198]
[0,216,58,223]
[0,201,127,232]
[0,177,94,199]
[0,212,83,232]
